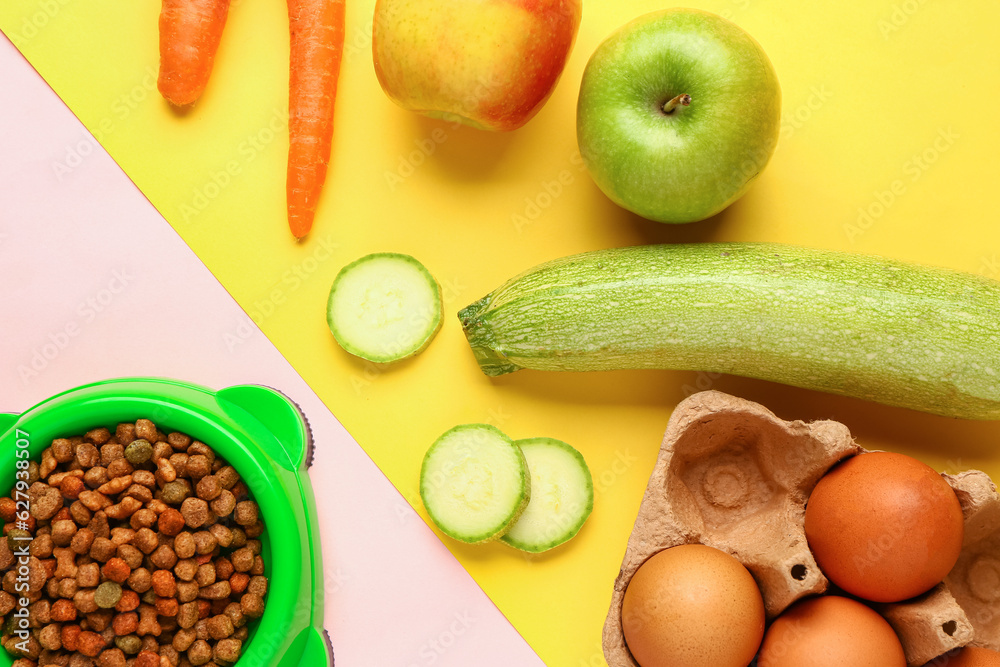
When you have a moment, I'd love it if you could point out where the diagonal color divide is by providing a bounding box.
[3,1,1000,664]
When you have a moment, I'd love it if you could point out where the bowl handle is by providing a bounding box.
[0,414,17,437]
[215,385,310,471]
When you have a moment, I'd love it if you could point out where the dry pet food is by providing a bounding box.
[1,418,268,667]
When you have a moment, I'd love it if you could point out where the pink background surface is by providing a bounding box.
[0,35,543,667]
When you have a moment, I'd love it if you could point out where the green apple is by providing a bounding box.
[372,0,582,132]
[577,9,781,223]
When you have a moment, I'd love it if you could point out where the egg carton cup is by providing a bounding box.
[602,390,1000,667]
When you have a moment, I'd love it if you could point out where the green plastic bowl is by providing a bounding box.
[0,378,333,667]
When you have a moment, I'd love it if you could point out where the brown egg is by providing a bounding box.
[804,451,964,603]
[758,595,906,667]
[932,647,1000,667]
[621,544,764,667]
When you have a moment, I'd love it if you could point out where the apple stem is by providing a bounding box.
[662,94,691,115]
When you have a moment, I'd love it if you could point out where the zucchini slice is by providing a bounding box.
[327,252,441,363]
[501,438,593,553]
[420,424,530,544]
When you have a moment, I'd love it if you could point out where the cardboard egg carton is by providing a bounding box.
[602,390,1000,667]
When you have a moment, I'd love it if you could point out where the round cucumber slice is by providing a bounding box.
[420,424,530,544]
[501,438,593,553]
[327,252,442,363]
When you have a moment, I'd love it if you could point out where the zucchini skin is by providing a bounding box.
[458,243,1000,420]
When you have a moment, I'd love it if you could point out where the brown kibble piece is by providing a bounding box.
[214,557,234,582]
[38,622,62,650]
[112,612,138,636]
[177,601,200,629]
[132,469,157,488]
[62,623,82,651]
[127,568,152,594]
[187,442,214,462]
[233,502,257,527]
[174,532,196,559]
[247,576,267,598]
[195,563,216,588]
[151,570,177,598]
[74,588,99,616]
[195,476,221,501]
[206,614,233,640]
[222,602,244,629]
[79,490,112,512]
[96,647,126,667]
[102,558,131,584]
[29,532,54,559]
[76,443,101,468]
[207,524,233,549]
[174,558,199,582]
[239,593,264,618]
[213,637,241,665]
[99,441,125,466]
[106,457,133,480]
[124,483,154,506]
[104,497,143,521]
[132,527,158,555]
[115,423,136,444]
[187,639,212,666]
[229,548,253,574]
[29,483,64,521]
[129,508,157,531]
[52,438,76,462]
[150,544,178,570]
[180,498,210,529]
[137,604,161,637]
[89,537,116,563]
[85,427,112,445]
[156,597,180,617]
[115,589,140,613]
[191,532,217,555]
[214,466,239,490]
[134,419,158,443]
[155,458,177,484]
[51,520,78,547]
[84,466,111,489]
[116,544,143,570]
[0,497,15,523]
[51,598,78,621]
[71,527,96,556]
[97,475,132,496]
[173,628,197,652]
[90,510,110,538]
[208,490,235,518]
[184,455,212,481]
[58,576,80,598]
[60,474,86,500]
[0,590,14,616]
[77,630,107,657]
[168,432,192,450]
[158,509,186,537]
[198,581,230,600]
[134,650,159,667]
[69,500,92,526]
[77,562,100,588]
[227,574,249,596]
[176,580,199,603]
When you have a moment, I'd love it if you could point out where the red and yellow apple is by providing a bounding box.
[372,0,582,132]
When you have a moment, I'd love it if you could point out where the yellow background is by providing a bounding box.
[3,0,1000,664]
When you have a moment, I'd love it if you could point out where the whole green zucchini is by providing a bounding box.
[458,243,1000,419]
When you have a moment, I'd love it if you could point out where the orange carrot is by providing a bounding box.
[286,0,346,239]
[158,0,232,106]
